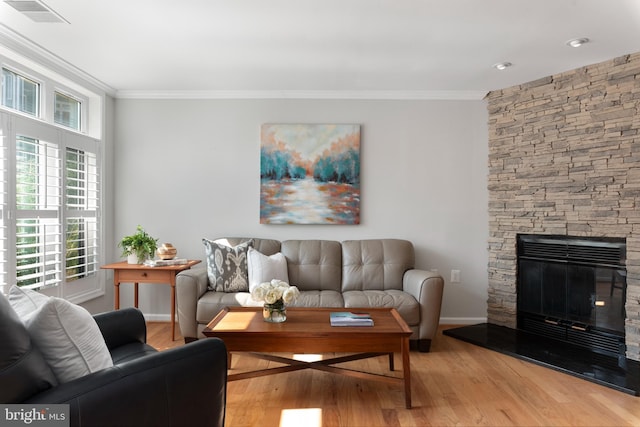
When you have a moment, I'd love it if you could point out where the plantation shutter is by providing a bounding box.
[0,115,8,294]
[64,132,100,284]
[15,131,63,290]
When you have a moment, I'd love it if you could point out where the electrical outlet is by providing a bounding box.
[451,269,461,283]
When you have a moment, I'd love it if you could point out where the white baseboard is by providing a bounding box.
[143,313,172,322]
[440,317,487,325]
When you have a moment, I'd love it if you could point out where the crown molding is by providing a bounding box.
[115,89,488,101]
[0,23,116,96]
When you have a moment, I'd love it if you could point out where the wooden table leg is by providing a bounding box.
[388,353,394,371]
[170,282,176,341]
[402,337,412,409]
[134,282,139,308]
[114,282,120,310]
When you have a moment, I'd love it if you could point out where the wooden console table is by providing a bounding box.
[101,260,201,340]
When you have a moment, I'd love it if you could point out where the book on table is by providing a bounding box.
[143,258,189,267]
[330,311,374,327]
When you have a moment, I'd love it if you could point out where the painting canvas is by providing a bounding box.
[260,124,360,224]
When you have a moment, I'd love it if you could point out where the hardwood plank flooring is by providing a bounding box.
[146,322,640,426]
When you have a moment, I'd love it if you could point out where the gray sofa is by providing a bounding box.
[176,238,444,351]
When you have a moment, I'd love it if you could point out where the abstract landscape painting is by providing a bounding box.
[260,124,360,224]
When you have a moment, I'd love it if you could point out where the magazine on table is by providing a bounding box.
[330,311,374,327]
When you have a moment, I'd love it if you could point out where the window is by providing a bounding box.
[0,53,103,302]
[55,92,81,131]
[2,68,39,117]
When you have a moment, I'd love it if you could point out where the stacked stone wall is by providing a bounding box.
[486,52,640,360]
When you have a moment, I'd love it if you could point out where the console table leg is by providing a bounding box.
[402,337,411,409]
[170,282,176,341]
[114,283,120,310]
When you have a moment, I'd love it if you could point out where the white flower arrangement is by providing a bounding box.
[251,279,300,305]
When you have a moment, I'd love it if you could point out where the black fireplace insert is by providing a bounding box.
[517,234,626,358]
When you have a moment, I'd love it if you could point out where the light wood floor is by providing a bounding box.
[147,323,640,427]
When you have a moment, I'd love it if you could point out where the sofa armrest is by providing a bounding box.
[176,266,209,341]
[27,338,228,427]
[403,269,444,350]
[93,307,146,350]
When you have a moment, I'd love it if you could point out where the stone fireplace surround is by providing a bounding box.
[486,52,640,361]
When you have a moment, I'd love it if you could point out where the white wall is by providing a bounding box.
[112,98,489,323]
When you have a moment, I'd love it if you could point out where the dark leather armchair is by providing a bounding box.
[1,293,227,427]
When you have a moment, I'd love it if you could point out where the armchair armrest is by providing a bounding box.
[27,338,228,427]
[176,266,209,341]
[93,307,146,350]
[403,269,444,351]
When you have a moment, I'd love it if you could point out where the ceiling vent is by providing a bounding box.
[4,0,68,23]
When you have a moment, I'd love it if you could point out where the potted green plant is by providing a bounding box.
[118,225,158,264]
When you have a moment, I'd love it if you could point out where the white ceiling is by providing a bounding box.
[1,0,640,98]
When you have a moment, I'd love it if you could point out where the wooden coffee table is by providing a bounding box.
[203,306,413,408]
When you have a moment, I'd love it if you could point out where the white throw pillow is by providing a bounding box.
[8,285,49,319]
[24,297,113,383]
[247,247,289,292]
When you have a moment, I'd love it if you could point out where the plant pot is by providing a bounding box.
[127,253,141,264]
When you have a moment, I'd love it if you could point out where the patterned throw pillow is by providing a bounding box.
[203,239,253,292]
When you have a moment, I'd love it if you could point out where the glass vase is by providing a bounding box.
[263,300,287,323]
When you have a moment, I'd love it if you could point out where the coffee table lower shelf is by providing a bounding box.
[203,307,413,409]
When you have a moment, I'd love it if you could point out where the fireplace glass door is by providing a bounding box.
[518,259,566,320]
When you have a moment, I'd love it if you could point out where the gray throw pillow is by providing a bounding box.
[203,239,253,292]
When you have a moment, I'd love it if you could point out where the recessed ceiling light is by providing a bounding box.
[566,38,589,48]
[493,62,512,71]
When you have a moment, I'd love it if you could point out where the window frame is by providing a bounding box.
[2,65,42,118]
[53,89,83,131]
[0,56,105,303]
[0,57,95,137]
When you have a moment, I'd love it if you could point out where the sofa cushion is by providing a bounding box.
[24,297,114,383]
[110,342,158,364]
[281,240,342,292]
[341,239,414,292]
[289,290,344,307]
[342,290,420,325]
[247,247,289,292]
[0,291,58,402]
[196,292,261,324]
[203,239,253,292]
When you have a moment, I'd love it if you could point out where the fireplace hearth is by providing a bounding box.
[444,234,639,395]
[443,323,640,395]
